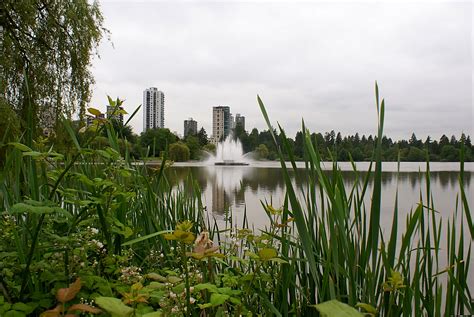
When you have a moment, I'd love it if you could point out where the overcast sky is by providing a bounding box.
[90,0,472,140]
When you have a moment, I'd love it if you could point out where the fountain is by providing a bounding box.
[208,136,250,166]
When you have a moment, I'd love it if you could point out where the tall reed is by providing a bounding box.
[257,83,472,315]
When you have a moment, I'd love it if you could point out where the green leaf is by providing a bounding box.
[166,276,182,284]
[12,302,35,314]
[217,287,241,296]
[146,273,167,282]
[95,297,134,317]
[314,300,363,317]
[258,248,277,261]
[9,201,71,218]
[209,293,229,307]
[194,283,219,293]
[110,219,134,238]
[8,142,33,152]
[122,230,171,247]
[270,258,288,264]
[22,151,44,158]
[5,311,27,317]
[1,303,12,313]
[146,282,166,290]
[228,296,242,305]
[356,303,377,314]
[142,312,162,317]
[198,303,213,309]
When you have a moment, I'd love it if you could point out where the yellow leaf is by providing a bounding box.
[356,302,377,314]
[87,108,102,116]
[163,233,177,240]
[258,248,277,261]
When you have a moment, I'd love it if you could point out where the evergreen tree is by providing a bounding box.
[294,131,304,158]
[439,135,450,146]
[196,127,208,146]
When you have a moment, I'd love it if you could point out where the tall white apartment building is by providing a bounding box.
[143,87,165,131]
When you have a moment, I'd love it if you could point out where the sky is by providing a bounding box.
[90,0,472,140]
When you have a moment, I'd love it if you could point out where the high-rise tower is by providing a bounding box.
[212,106,231,143]
[143,87,165,131]
[184,118,198,137]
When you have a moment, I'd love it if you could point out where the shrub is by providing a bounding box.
[169,142,190,162]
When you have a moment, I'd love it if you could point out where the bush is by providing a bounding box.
[255,144,269,160]
[169,142,190,162]
[203,143,216,154]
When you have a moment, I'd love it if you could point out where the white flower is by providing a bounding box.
[190,297,196,304]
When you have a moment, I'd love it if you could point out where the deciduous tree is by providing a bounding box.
[1,0,107,132]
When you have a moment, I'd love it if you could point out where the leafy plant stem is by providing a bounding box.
[183,244,191,316]
[19,120,106,297]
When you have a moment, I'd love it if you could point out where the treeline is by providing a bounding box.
[33,115,473,162]
[233,124,474,162]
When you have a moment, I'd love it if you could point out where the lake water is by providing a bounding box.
[166,161,473,231]
[165,161,474,289]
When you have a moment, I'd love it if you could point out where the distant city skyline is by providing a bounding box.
[90,2,472,140]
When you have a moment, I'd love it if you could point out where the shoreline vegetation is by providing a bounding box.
[0,86,472,316]
[48,113,474,163]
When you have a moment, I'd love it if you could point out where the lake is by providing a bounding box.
[165,161,474,288]
[166,161,474,231]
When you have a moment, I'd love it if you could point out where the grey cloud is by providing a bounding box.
[91,1,472,140]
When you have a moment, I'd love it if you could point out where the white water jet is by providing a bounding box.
[207,136,251,165]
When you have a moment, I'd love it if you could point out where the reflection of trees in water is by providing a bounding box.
[245,168,286,194]
[167,167,472,191]
[165,167,209,193]
[165,167,473,215]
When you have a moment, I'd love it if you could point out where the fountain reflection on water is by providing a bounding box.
[207,135,251,166]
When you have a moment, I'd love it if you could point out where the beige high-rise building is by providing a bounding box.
[212,106,231,144]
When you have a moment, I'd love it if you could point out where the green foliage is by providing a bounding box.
[0,91,471,316]
[185,136,201,160]
[95,297,133,317]
[196,127,209,146]
[258,85,473,316]
[275,126,474,162]
[0,99,21,164]
[254,144,269,160]
[314,300,364,317]
[140,128,177,157]
[203,143,216,154]
[1,0,107,132]
[168,142,190,162]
